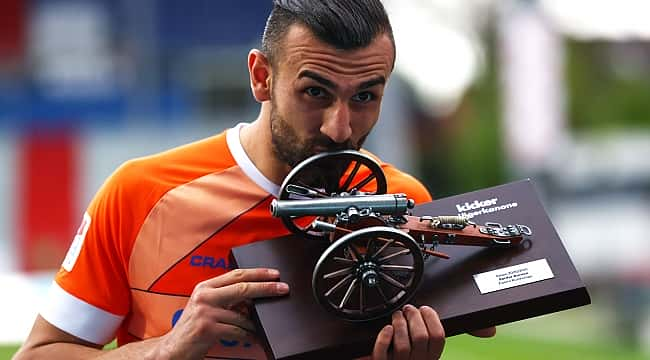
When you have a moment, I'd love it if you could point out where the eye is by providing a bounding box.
[352,91,376,103]
[305,87,327,98]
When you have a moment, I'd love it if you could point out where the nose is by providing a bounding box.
[320,101,352,144]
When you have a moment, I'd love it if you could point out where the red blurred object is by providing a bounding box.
[0,0,25,61]
[17,130,79,271]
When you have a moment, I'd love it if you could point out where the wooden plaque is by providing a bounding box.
[230,179,591,359]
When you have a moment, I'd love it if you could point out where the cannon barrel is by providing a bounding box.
[270,194,414,218]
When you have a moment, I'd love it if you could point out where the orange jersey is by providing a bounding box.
[41,123,432,359]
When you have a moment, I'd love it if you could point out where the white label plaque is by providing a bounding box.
[473,259,554,294]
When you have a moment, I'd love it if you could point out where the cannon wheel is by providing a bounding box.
[312,226,424,321]
[278,150,387,240]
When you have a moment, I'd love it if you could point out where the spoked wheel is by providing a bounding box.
[312,226,424,321]
[278,150,387,240]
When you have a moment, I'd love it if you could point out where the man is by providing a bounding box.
[15,1,494,359]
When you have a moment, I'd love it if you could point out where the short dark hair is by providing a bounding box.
[262,0,395,67]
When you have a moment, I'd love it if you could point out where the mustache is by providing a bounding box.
[309,137,358,152]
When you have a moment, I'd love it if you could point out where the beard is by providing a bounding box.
[270,100,369,168]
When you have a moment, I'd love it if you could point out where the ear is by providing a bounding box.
[248,49,272,102]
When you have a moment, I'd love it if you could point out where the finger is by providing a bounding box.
[213,308,256,333]
[213,322,256,342]
[212,281,289,307]
[202,268,281,288]
[191,279,289,309]
[391,310,410,360]
[419,306,445,359]
[468,326,496,338]
[403,305,428,359]
[372,325,393,360]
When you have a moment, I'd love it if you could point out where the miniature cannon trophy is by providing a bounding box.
[270,150,533,322]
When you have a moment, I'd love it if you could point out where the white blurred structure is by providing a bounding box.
[497,0,568,174]
[0,134,17,274]
[0,272,53,344]
[541,0,650,40]
[29,1,117,98]
[384,0,489,116]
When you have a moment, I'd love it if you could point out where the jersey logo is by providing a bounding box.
[189,255,235,270]
[62,212,91,272]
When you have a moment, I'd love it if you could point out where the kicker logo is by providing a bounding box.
[455,198,498,212]
[189,255,235,270]
[456,197,519,219]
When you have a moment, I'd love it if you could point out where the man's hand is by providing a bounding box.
[151,268,289,360]
[371,305,497,360]
[372,305,445,360]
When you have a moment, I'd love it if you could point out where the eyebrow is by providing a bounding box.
[298,70,386,91]
[359,76,386,90]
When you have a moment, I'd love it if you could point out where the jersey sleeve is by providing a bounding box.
[40,161,143,345]
[382,164,432,204]
[358,149,433,204]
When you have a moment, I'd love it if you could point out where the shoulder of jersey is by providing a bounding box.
[113,132,236,189]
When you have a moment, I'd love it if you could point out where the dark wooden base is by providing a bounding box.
[231,179,591,359]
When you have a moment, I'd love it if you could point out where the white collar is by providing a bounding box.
[226,123,280,197]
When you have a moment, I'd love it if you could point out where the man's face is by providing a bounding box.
[268,24,395,168]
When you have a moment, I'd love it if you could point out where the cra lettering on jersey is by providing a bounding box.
[62,212,91,272]
[189,255,235,270]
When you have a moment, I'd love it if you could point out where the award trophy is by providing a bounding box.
[231,150,590,359]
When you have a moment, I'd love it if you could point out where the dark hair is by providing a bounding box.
[262,0,395,66]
